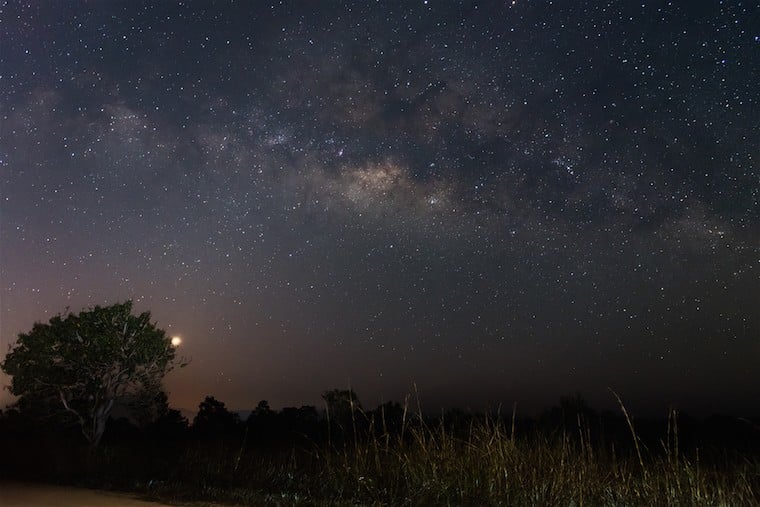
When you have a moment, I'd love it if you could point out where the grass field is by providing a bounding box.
[2,395,758,505]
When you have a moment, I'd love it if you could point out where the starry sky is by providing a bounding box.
[1,1,758,417]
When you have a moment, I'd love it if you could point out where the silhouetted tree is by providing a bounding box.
[253,399,274,417]
[128,390,173,427]
[193,396,240,438]
[0,301,182,447]
[322,389,363,438]
[148,406,189,442]
[246,400,276,440]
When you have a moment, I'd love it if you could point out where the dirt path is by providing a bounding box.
[0,481,176,506]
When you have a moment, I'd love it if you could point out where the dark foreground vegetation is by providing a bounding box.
[2,390,759,506]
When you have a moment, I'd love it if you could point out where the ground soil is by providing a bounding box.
[0,481,177,507]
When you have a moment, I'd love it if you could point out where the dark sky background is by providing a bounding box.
[1,1,758,417]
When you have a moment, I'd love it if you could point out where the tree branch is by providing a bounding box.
[59,390,89,441]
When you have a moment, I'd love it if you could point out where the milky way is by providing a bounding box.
[1,1,758,415]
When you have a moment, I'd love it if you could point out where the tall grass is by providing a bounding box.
[3,397,758,505]
[138,399,759,505]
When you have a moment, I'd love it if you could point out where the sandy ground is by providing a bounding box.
[0,481,176,507]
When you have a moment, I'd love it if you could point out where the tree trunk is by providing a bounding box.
[90,398,114,448]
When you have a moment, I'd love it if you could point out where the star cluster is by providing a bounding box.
[1,1,758,415]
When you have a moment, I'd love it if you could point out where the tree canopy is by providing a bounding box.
[1,301,181,446]
[322,388,363,435]
[192,395,240,437]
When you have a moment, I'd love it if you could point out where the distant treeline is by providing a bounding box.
[2,389,758,456]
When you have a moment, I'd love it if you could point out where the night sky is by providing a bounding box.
[1,1,758,417]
